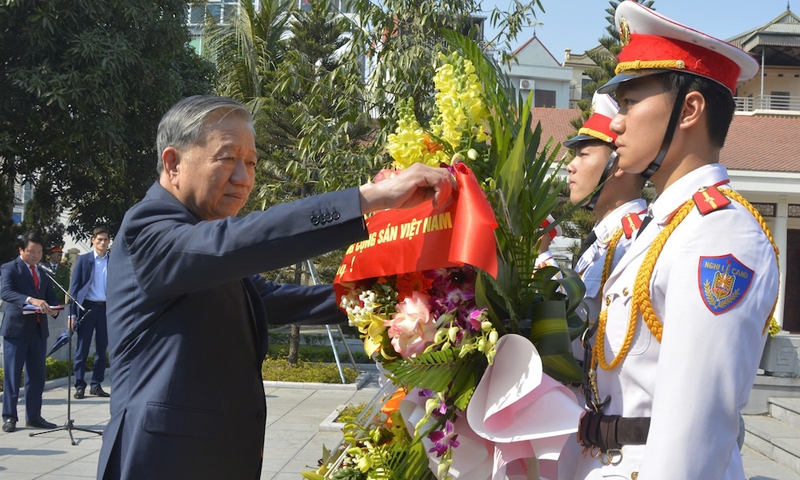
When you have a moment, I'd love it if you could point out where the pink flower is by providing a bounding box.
[386,291,436,358]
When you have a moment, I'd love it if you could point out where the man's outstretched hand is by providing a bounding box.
[359,163,457,214]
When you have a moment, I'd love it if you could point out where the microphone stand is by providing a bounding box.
[30,267,102,445]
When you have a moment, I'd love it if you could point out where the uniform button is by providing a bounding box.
[332,211,341,220]
[605,295,611,306]
[622,287,630,297]
[311,215,320,225]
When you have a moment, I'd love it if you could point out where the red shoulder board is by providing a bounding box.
[621,213,643,239]
[693,186,731,215]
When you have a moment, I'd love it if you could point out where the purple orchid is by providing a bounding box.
[428,420,460,457]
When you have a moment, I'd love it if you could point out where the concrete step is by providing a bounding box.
[743,413,800,475]
[742,445,800,480]
[772,397,800,430]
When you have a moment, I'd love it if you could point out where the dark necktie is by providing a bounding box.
[637,215,654,239]
[576,231,598,262]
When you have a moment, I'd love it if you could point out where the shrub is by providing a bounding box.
[335,402,371,424]
[262,358,359,383]
[45,357,69,380]
[86,352,111,371]
[267,344,370,364]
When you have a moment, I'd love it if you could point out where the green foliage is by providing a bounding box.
[86,353,111,372]
[444,31,586,383]
[267,343,370,364]
[292,0,546,196]
[44,357,69,381]
[0,366,3,392]
[0,0,215,238]
[261,358,359,383]
[383,348,486,408]
[384,439,438,480]
[335,402,368,424]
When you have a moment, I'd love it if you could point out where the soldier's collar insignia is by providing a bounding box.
[621,213,643,239]
[693,186,731,215]
[698,254,753,315]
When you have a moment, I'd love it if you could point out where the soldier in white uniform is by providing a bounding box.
[568,3,780,480]
[565,92,647,335]
[557,92,646,480]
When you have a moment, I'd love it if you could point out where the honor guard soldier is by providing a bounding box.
[565,92,647,333]
[557,92,647,480]
[569,3,780,480]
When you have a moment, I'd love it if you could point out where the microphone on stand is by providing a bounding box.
[40,265,55,275]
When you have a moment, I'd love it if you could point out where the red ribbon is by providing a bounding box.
[334,164,498,296]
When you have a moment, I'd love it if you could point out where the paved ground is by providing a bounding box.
[0,373,797,479]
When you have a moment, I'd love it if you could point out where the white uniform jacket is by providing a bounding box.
[575,199,648,331]
[571,164,779,480]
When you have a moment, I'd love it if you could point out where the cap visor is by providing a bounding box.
[597,69,671,94]
[562,134,595,149]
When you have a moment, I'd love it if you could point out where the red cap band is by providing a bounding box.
[618,33,742,93]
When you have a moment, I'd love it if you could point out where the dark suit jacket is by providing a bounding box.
[97,182,368,480]
[0,258,58,340]
[69,251,106,318]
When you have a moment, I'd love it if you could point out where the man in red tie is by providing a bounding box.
[1,233,61,433]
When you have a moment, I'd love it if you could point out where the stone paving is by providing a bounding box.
[0,374,797,479]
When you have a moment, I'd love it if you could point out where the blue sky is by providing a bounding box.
[479,0,792,61]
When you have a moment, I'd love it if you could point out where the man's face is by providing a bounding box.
[19,241,43,266]
[92,233,110,256]
[610,76,673,174]
[566,142,615,206]
[170,115,257,221]
[49,252,63,265]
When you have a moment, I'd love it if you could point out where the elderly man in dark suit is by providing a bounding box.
[97,95,456,479]
[1,233,60,433]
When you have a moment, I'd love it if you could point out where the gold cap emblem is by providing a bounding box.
[619,17,631,47]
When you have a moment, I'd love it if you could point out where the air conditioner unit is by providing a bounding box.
[520,78,535,90]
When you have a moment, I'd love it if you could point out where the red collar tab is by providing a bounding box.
[621,213,643,239]
[693,186,731,215]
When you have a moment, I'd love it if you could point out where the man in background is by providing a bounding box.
[1,233,60,433]
[69,227,111,399]
[43,246,70,304]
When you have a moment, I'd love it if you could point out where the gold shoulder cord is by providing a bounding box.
[592,190,780,372]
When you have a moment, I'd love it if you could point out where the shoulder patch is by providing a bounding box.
[693,186,731,215]
[621,213,643,239]
[698,254,754,315]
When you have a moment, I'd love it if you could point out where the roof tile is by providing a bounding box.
[531,108,800,174]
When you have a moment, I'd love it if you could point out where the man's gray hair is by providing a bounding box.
[155,95,254,174]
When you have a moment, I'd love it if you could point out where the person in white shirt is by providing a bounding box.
[68,227,112,399]
[567,3,780,479]
[556,91,647,480]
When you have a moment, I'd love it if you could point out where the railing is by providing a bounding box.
[734,95,800,112]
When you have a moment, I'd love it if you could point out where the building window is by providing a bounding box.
[789,204,800,218]
[189,0,239,25]
[534,90,556,108]
[581,78,591,100]
[753,203,777,217]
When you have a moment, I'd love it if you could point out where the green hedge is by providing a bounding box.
[262,358,359,383]
[0,346,363,391]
